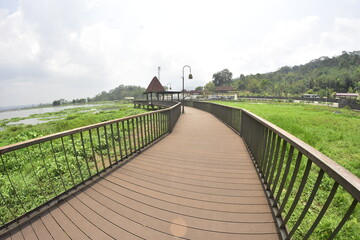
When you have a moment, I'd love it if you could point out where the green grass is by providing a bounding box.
[0,102,152,225]
[213,100,360,239]
[0,102,147,147]
[215,101,360,178]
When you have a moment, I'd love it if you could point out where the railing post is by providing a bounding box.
[168,109,172,133]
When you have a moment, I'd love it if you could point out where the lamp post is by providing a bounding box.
[182,65,193,114]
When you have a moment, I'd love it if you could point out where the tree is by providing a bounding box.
[195,86,203,91]
[212,69,233,86]
[204,81,215,94]
[52,100,61,106]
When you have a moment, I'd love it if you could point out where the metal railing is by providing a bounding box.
[186,101,360,240]
[0,102,181,232]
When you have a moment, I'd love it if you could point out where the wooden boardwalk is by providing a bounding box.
[1,107,280,240]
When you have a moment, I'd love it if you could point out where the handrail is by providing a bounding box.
[186,101,359,240]
[0,102,181,232]
[0,104,178,154]
[241,109,360,202]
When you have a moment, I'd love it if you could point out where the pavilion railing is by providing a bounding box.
[186,101,359,240]
[0,102,181,233]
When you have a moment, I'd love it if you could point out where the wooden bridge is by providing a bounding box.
[0,102,359,240]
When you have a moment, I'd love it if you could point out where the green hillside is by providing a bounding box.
[228,51,360,97]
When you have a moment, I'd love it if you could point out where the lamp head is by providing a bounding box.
[188,73,193,79]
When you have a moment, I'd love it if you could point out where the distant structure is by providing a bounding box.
[134,76,182,109]
[335,93,359,99]
[302,94,320,98]
[144,76,181,102]
[214,86,234,94]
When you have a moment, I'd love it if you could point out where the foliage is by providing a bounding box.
[0,103,154,225]
[195,86,203,91]
[211,51,360,96]
[204,81,215,94]
[215,100,360,240]
[217,101,360,177]
[212,69,233,86]
[0,103,147,147]
[92,85,145,101]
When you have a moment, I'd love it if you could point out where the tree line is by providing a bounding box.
[53,85,145,106]
[203,51,360,97]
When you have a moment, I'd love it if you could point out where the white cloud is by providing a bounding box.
[0,0,360,106]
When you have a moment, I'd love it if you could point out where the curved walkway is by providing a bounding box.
[1,107,280,240]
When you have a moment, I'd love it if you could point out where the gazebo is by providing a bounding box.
[144,76,181,103]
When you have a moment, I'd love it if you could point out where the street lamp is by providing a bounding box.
[182,65,193,114]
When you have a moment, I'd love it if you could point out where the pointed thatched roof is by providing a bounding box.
[145,76,165,93]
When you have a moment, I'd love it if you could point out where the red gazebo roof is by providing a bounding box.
[145,76,165,93]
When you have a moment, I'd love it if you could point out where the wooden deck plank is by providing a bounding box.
[40,212,70,240]
[29,217,53,240]
[2,107,280,240]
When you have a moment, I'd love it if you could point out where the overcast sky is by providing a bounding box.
[1,0,360,106]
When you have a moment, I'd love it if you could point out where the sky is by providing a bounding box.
[1,0,360,107]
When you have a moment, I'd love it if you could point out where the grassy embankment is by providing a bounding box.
[215,101,360,177]
[215,100,360,239]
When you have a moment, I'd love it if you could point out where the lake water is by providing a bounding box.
[0,104,106,121]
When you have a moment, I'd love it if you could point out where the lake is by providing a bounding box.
[0,104,106,121]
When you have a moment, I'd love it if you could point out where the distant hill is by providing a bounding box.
[91,85,145,101]
[231,51,360,97]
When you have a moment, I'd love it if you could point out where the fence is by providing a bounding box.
[0,102,181,232]
[186,101,359,240]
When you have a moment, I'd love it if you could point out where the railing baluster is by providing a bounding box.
[281,159,312,226]
[277,151,303,216]
[88,129,99,174]
[131,118,137,151]
[61,137,75,186]
[259,127,269,169]
[70,135,84,183]
[0,155,27,214]
[50,141,67,190]
[0,191,16,222]
[38,144,58,196]
[328,199,358,240]
[116,122,124,161]
[261,129,273,176]
[304,181,339,240]
[267,135,282,190]
[274,145,294,207]
[288,169,325,239]
[139,116,144,148]
[121,121,128,157]
[151,113,155,141]
[271,140,288,197]
[103,126,112,167]
[13,152,37,208]
[27,148,52,199]
[127,119,133,154]
[96,128,105,170]
[136,118,141,150]
[156,113,160,138]
[80,132,92,178]
[264,132,277,183]
[144,115,149,145]
[110,124,118,163]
